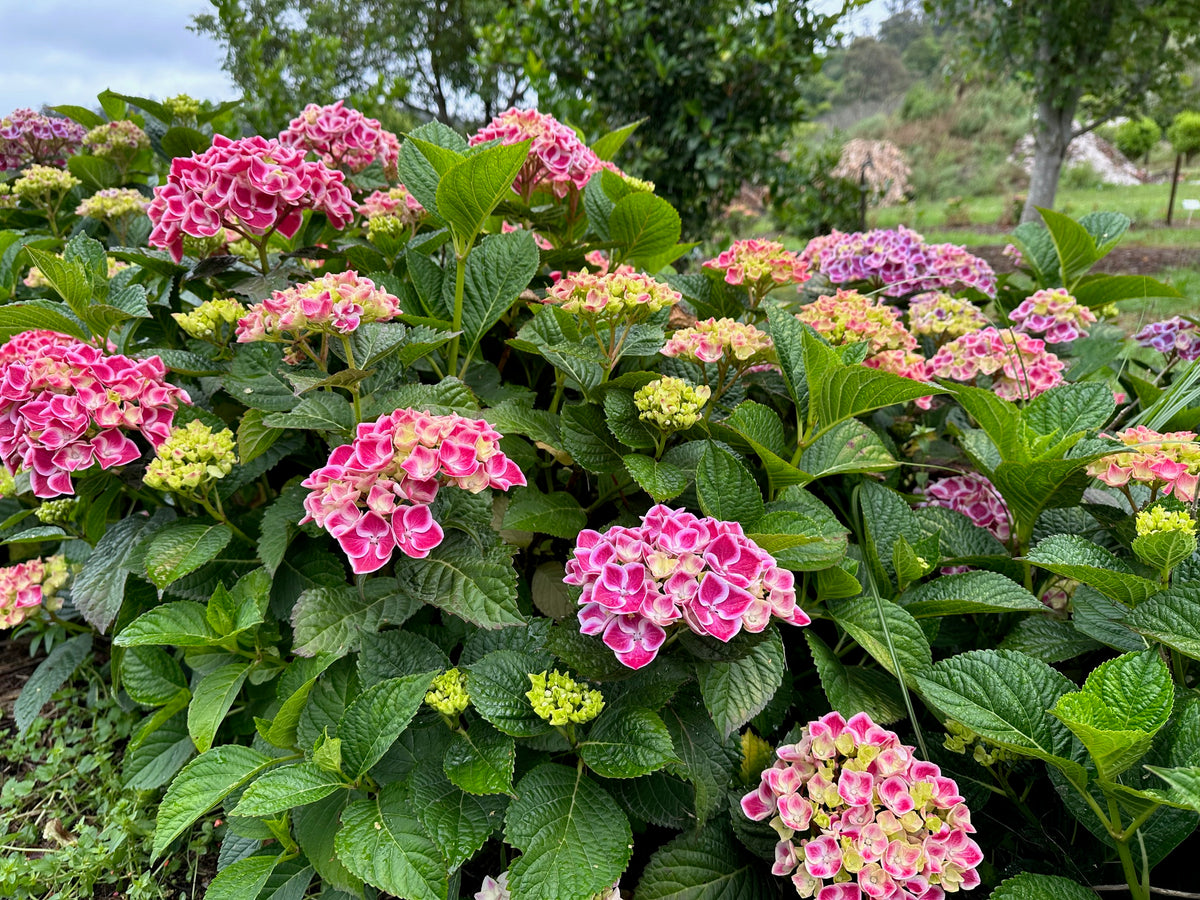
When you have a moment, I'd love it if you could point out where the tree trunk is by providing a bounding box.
[1021,97,1077,224]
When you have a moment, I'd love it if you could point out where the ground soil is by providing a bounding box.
[0,637,37,716]
[973,243,1200,276]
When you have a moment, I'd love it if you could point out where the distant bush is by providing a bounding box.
[900,82,951,121]
[1168,110,1200,159]
[1114,116,1162,161]
[1061,161,1107,190]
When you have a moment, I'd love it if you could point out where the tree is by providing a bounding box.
[480,0,847,236]
[1113,116,1161,164]
[925,0,1200,223]
[192,0,528,134]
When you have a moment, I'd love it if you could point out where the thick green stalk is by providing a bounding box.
[448,251,467,375]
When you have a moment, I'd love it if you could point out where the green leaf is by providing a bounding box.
[411,764,497,869]
[50,104,106,127]
[188,663,250,753]
[1126,584,1200,661]
[764,304,808,411]
[124,713,193,789]
[800,419,898,479]
[696,441,763,525]
[358,630,449,685]
[467,648,555,738]
[1026,534,1162,606]
[561,402,629,473]
[828,596,932,686]
[290,581,392,659]
[462,229,539,347]
[697,627,785,737]
[392,535,523,629]
[915,649,1084,783]
[72,508,174,632]
[232,762,346,816]
[144,523,233,590]
[161,125,210,158]
[504,764,632,900]
[236,408,283,467]
[334,782,448,900]
[609,191,682,265]
[115,602,219,647]
[25,246,91,310]
[154,745,275,858]
[806,631,905,725]
[444,720,516,795]
[68,153,121,191]
[1072,585,1146,652]
[295,792,362,894]
[999,617,1103,664]
[339,672,438,778]
[603,389,658,450]
[1073,273,1182,308]
[204,854,281,900]
[1146,765,1200,813]
[661,699,738,824]
[438,140,530,251]
[989,873,1100,900]
[623,454,689,502]
[899,571,1044,617]
[0,300,90,341]
[1052,650,1172,779]
[591,119,642,160]
[1023,382,1115,442]
[14,633,92,738]
[225,344,298,412]
[951,383,1027,461]
[262,394,354,433]
[635,820,774,900]
[502,488,587,538]
[122,646,188,705]
[1039,207,1100,288]
[578,706,676,778]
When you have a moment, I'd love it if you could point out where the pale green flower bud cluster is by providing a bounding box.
[943,719,1012,766]
[76,187,148,221]
[82,121,149,159]
[162,94,202,120]
[35,498,78,525]
[635,377,711,431]
[173,298,245,341]
[425,668,470,716]
[13,165,80,203]
[1136,506,1197,537]
[0,468,15,498]
[42,556,69,609]
[143,420,237,497]
[367,214,411,244]
[526,670,604,726]
[0,182,15,210]
[181,232,229,259]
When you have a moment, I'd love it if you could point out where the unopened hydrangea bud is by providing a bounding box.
[425,668,470,716]
[35,498,77,525]
[526,670,604,726]
[82,121,149,159]
[162,94,202,120]
[1133,505,1199,572]
[143,420,237,497]
[1137,506,1197,537]
[367,213,410,243]
[0,183,15,210]
[76,187,148,221]
[0,468,15,498]
[13,164,80,203]
[635,377,710,431]
[173,298,245,341]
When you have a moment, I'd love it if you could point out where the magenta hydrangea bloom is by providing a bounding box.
[0,333,187,498]
[301,409,526,574]
[0,108,85,171]
[1133,317,1200,361]
[147,134,355,262]
[565,504,809,669]
[920,472,1011,543]
[741,711,983,900]
[235,271,403,345]
[1008,288,1096,343]
[278,101,401,177]
[469,107,603,200]
[799,227,996,298]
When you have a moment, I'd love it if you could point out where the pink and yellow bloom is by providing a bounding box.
[1086,426,1200,503]
[926,327,1064,401]
[0,556,68,630]
[703,239,810,302]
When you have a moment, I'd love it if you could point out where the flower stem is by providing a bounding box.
[448,251,467,375]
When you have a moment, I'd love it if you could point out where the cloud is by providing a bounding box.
[0,0,236,113]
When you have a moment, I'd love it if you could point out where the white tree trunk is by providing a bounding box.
[1021,98,1076,224]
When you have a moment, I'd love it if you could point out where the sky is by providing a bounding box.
[0,0,888,115]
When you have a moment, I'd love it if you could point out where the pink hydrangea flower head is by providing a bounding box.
[236,270,402,348]
[1008,288,1096,343]
[702,239,811,297]
[661,317,775,367]
[357,185,425,229]
[544,269,680,325]
[926,327,1064,401]
[147,134,355,262]
[0,335,186,498]
[1134,317,1200,361]
[907,292,990,340]
[1001,243,1023,268]
[1086,426,1200,503]
[278,101,400,178]
[468,107,603,200]
[0,556,68,630]
[741,711,981,900]
[799,226,996,298]
[919,472,1011,542]
[566,504,808,669]
[301,408,525,574]
[0,108,86,170]
[796,290,918,356]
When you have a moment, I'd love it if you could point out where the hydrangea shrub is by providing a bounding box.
[0,96,1197,900]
